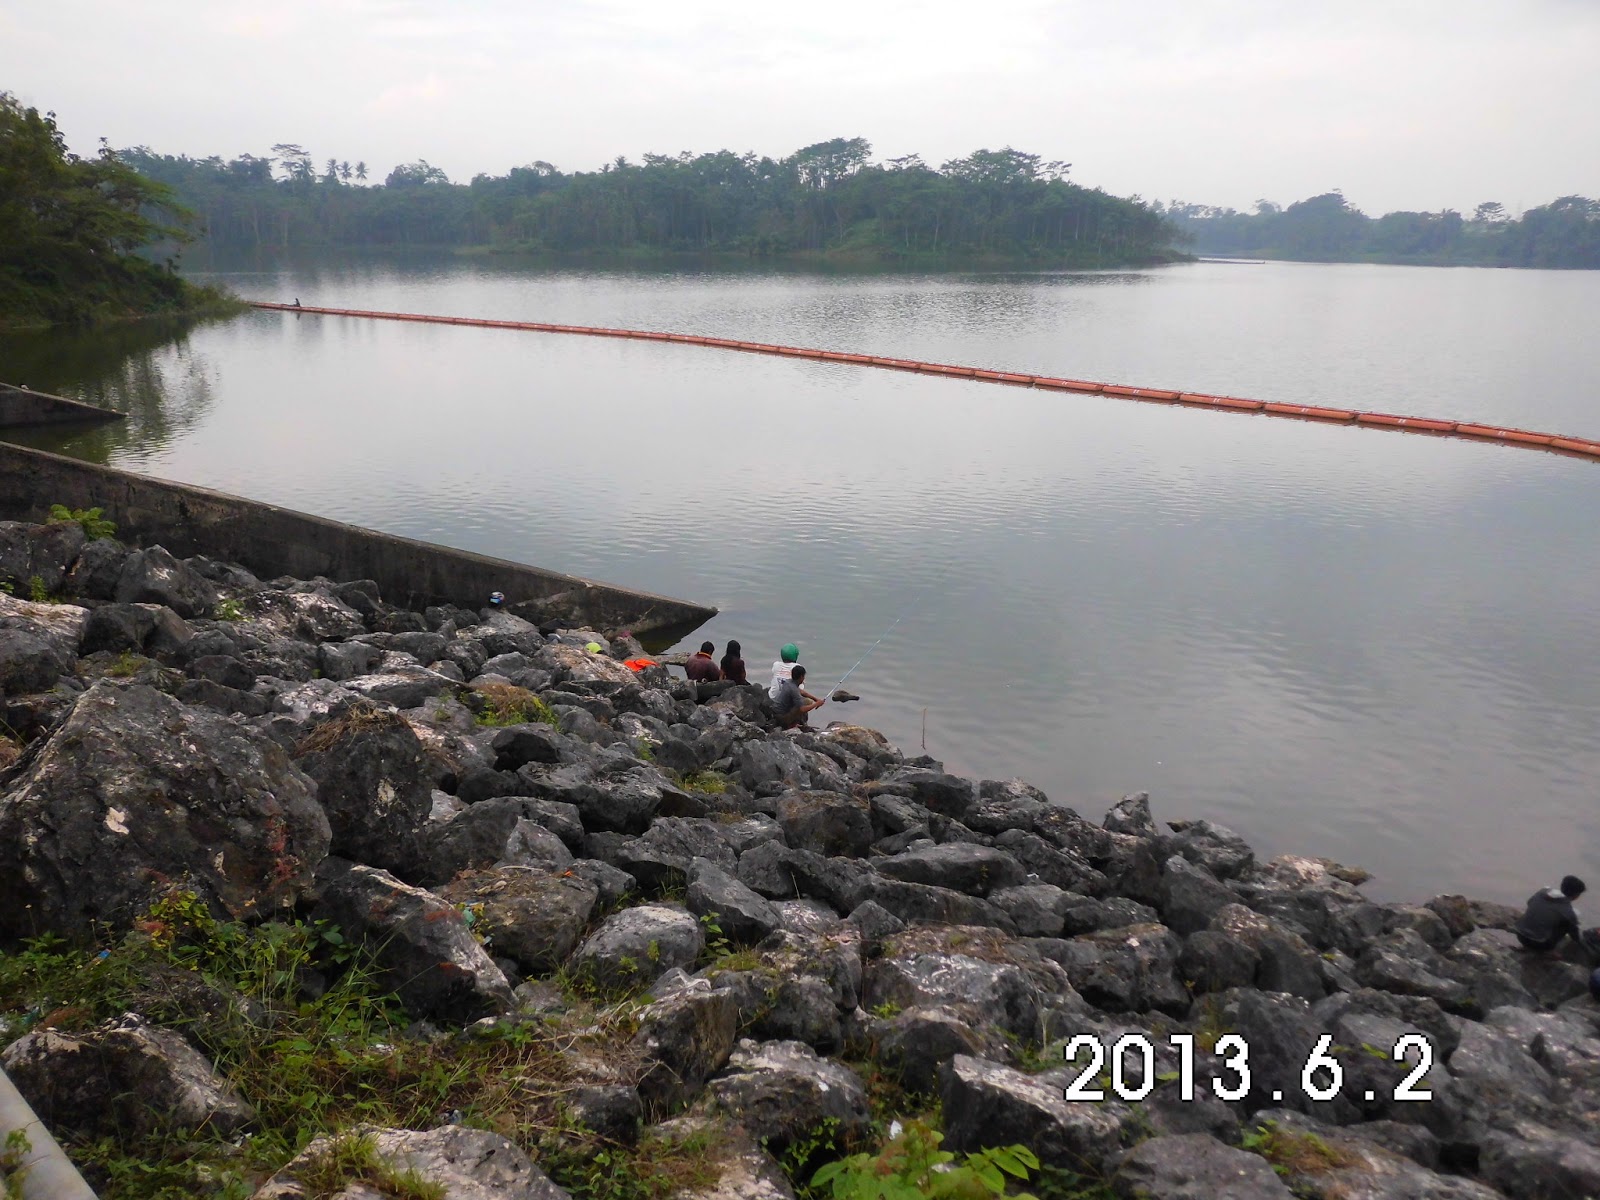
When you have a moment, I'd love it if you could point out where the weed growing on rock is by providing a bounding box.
[538,1122,724,1200]
[1240,1120,1357,1177]
[48,503,116,541]
[296,701,406,755]
[105,649,143,678]
[26,576,49,604]
[810,1117,1041,1200]
[214,598,244,621]
[675,769,729,795]
[471,683,557,728]
[296,1132,445,1200]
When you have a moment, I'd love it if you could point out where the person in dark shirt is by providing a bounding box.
[684,641,721,682]
[1514,875,1586,952]
[773,664,826,728]
[719,639,747,685]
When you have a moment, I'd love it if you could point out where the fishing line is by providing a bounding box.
[826,607,916,695]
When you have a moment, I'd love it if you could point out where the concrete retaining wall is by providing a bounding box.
[0,382,125,428]
[0,391,714,639]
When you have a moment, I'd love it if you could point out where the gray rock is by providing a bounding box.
[645,1117,793,1200]
[572,904,704,992]
[317,861,515,1021]
[1203,988,1356,1120]
[1103,790,1158,838]
[2,1012,253,1139]
[863,953,1041,1042]
[252,1124,570,1200]
[0,624,75,694]
[1060,894,1160,935]
[1113,1134,1294,1200]
[1165,819,1255,881]
[493,725,566,771]
[941,1055,1136,1173]
[1480,1120,1600,1200]
[1356,931,1472,1013]
[436,868,599,975]
[1039,923,1188,1016]
[114,545,219,618]
[317,640,382,682]
[64,534,131,599]
[992,828,1109,895]
[295,704,432,874]
[870,1006,996,1094]
[776,790,874,858]
[686,858,782,944]
[845,899,906,944]
[1448,1019,1554,1093]
[419,799,576,884]
[632,986,739,1115]
[614,818,738,892]
[1159,854,1239,936]
[866,878,1016,932]
[0,520,85,596]
[874,842,1027,896]
[1179,930,1260,993]
[988,883,1074,937]
[1211,903,1327,1001]
[525,761,687,834]
[750,976,844,1052]
[707,1039,871,1154]
[567,858,635,908]
[0,681,329,940]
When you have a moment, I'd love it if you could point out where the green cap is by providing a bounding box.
[586,642,603,653]
[781,643,799,662]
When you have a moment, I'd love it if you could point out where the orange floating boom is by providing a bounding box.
[250,302,1600,464]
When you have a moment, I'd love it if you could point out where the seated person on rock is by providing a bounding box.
[684,641,722,682]
[773,664,826,729]
[719,639,748,685]
[1514,875,1586,954]
[768,642,800,699]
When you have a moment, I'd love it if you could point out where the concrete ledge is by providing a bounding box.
[0,394,714,639]
[0,382,125,428]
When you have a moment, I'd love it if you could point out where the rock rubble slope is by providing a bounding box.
[1,516,1598,1200]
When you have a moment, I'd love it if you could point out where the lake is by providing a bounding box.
[5,255,1598,906]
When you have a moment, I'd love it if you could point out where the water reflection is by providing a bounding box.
[0,318,218,463]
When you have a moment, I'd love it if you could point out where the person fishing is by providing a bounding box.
[719,639,748,684]
[773,664,826,728]
[1514,875,1587,954]
[684,641,721,682]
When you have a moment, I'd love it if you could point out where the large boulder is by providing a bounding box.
[631,986,739,1115]
[316,861,515,1021]
[0,623,76,694]
[686,858,782,944]
[294,704,433,874]
[417,798,576,884]
[1113,1133,1294,1199]
[0,682,329,941]
[114,545,219,618]
[1037,923,1188,1015]
[862,952,1042,1043]
[874,842,1027,897]
[775,791,874,858]
[571,904,704,992]
[0,519,86,596]
[706,1039,871,1155]
[612,818,738,892]
[2,1012,253,1139]
[436,868,599,975]
[252,1125,570,1200]
[940,1055,1137,1174]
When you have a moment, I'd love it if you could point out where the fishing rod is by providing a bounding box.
[825,609,913,697]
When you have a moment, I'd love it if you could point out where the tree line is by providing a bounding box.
[1161,192,1600,269]
[115,137,1180,266]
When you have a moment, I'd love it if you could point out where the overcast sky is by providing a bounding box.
[4,0,1598,216]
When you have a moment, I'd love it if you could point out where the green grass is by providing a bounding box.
[471,683,558,728]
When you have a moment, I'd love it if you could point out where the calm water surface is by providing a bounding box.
[6,258,1598,906]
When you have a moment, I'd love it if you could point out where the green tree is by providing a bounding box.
[0,93,228,326]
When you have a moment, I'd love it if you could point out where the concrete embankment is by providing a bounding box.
[0,385,713,639]
[0,382,124,428]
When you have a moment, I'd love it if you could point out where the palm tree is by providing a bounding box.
[355,161,368,183]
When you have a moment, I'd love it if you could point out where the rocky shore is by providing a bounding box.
[2,514,1598,1200]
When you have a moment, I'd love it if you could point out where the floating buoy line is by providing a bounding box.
[253,302,1600,463]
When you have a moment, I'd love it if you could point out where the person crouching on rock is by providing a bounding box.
[720,639,747,685]
[1514,875,1587,954]
[685,641,722,682]
[774,664,826,729]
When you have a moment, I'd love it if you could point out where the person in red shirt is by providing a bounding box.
[684,641,722,682]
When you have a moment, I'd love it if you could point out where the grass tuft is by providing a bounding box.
[471,683,558,728]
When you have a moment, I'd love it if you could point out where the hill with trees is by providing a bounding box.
[116,137,1181,268]
[0,93,235,329]
[1162,191,1600,268]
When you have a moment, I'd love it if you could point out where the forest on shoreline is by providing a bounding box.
[1162,191,1600,269]
[118,138,1181,268]
[0,94,237,328]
